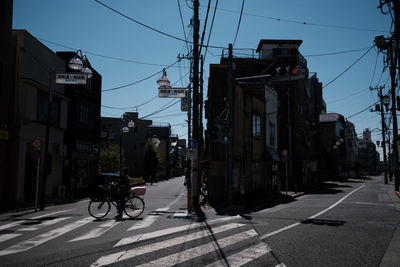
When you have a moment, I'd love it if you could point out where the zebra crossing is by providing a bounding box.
[0,209,286,266]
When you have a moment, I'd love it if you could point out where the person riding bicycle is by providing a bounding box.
[113,167,131,220]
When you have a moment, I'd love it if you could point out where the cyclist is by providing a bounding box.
[113,167,131,220]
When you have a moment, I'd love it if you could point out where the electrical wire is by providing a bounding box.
[303,47,372,57]
[233,0,245,47]
[102,60,180,92]
[206,5,388,33]
[346,100,379,119]
[369,50,380,87]
[199,0,212,56]
[323,46,374,89]
[101,95,158,110]
[327,88,367,105]
[38,37,182,68]
[140,99,181,119]
[203,0,219,63]
[177,0,190,54]
[95,0,227,49]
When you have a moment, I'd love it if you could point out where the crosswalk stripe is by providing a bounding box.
[69,220,121,242]
[90,223,245,267]
[136,229,259,267]
[127,215,158,231]
[0,234,22,243]
[0,217,92,256]
[20,217,70,231]
[206,242,272,267]
[0,209,71,231]
[115,215,241,247]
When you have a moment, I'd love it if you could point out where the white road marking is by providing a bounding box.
[127,216,158,231]
[206,242,272,267]
[91,223,246,267]
[0,209,71,231]
[0,234,22,243]
[344,201,394,206]
[127,193,185,231]
[136,229,259,267]
[69,220,121,242]
[173,210,189,218]
[0,217,92,256]
[20,217,70,231]
[260,185,366,240]
[115,215,241,247]
[275,263,287,267]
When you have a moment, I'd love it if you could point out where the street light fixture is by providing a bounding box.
[383,94,390,111]
[120,115,135,171]
[157,68,172,89]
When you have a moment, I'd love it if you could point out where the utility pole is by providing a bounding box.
[227,44,234,202]
[192,0,200,208]
[393,0,400,191]
[370,85,389,184]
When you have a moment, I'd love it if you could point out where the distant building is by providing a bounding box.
[344,121,359,177]
[319,113,346,180]
[358,128,377,175]
[101,113,152,177]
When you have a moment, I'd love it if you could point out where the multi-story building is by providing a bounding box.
[319,113,346,180]
[101,112,152,177]
[0,0,13,209]
[206,39,325,204]
[7,30,68,207]
[344,121,359,177]
[57,52,102,199]
[358,128,377,175]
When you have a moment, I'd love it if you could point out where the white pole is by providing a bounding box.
[35,157,40,211]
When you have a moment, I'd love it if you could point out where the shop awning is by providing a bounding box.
[267,147,281,162]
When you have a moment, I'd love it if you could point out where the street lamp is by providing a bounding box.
[157,68,172,89]
[120,115,135,171]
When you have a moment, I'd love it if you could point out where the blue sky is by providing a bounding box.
[13,0,393,155]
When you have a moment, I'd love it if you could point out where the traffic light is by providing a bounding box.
[267,65,301,80]
[220,120,232,144]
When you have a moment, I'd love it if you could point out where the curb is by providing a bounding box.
[395,191,400,198]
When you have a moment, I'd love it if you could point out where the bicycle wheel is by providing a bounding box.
[88,198,111,219]
[124,196,145,218]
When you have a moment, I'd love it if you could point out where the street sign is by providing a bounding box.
[30,149,41,160]
[158,88,186,98]
[56,73,87,85]
[32,138,42,148]
[281,149,288,157]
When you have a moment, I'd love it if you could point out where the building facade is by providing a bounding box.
[57,52,102,199]
[0,0,13,209]
[8,30,68,207]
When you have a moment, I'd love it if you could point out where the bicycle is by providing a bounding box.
[88,184,146,219]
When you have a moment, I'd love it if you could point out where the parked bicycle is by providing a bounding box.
[88,183,146,219]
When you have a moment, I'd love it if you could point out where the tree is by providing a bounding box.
[99,143,121,173]
[144,140,159,183]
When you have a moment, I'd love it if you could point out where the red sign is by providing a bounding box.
[31,149,41,160]
[32,138,42,148]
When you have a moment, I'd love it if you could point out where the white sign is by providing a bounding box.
[56,73,87,85]
[158,88,186,98]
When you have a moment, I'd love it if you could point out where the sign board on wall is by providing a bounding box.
[56,73,87,85]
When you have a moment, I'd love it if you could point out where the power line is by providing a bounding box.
[346,100,379,119]
[303,47,372,57]
[140,99,181,120]
[177,0,190,54]
[101,95,158,110]
[323,46,374,89]
[232,0,245,47]
[102,60,180,92]
[205,5,388,33]
[327,88,367,105]
[203,0,219,63]
[38,37,182,68]
[95,0,227,49]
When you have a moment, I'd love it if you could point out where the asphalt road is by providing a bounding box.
[0,175,399,266]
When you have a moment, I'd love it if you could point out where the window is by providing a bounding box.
[252,114,261,137]
[269,123,275,146]
[79,103,94,127]
[36,91,60,127]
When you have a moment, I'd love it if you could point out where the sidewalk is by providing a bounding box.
[379,186,400,267]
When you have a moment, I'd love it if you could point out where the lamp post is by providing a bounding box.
[39,49,93,210]
[119,114,135,172]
